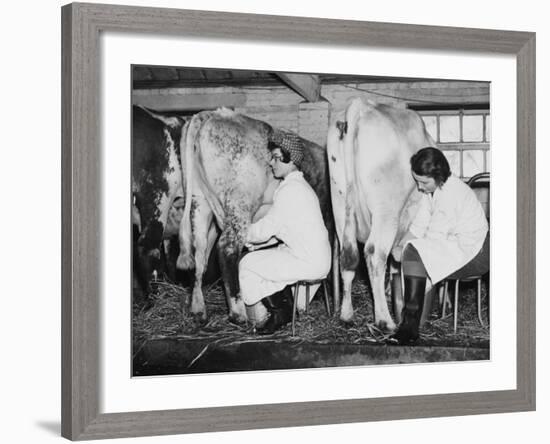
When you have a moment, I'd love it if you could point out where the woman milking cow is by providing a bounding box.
[391,147,489,344]
[238,132,331,335]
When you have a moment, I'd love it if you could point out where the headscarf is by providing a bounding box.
[270,130,304,167]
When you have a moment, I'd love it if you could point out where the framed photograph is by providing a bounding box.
[62,2,535,440]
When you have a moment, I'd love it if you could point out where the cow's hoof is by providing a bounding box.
[191,311,207,323]
[190,302,207,319]
[339,311,354,325]
[339,307,354,324]
[339,318,355,327]
[228,313,248,326]
[376,320,396,334]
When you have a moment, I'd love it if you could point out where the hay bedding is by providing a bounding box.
[133,277,490,354]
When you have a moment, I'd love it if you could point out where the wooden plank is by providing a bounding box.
[132,66,153,81]
[133,77,281,89]
[277,73,321,102]
[87,4,532,53]
[516,32,536,411]
[438,143,490,151]
[132,92,247,111]
[74,390,529,440]
[150,67,179,81]
[61,5,73,439]
[62,3,101,439]
[340,86,490,105]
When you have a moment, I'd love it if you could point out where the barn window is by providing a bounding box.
[413,107,490,181]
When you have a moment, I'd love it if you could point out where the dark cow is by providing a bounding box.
[177,108,333,323]
[327,98,434,331]
[132,105,186,303]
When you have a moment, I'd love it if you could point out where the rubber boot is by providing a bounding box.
[391,276,426,345]
[257,287,294,335]
[260,292,281,311]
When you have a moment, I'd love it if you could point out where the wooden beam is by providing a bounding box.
[132,66,153,81]
[151,67,179,81]
[329,85,490,107]
[132,92,247,112]
[277,73,320,102]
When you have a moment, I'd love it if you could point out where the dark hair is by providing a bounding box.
[268,141,292,163]
[410,147,451,185]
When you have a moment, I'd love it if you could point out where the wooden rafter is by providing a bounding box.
[276,73,321,102]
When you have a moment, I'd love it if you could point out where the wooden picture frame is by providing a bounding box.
[61,2,535,440]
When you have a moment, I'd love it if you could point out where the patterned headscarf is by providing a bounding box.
[270,130,304,167]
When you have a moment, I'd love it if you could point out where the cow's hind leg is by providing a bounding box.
[189,198,215,321]
[339,228,360,323]
[217,224,247,325]
[340,269,356,323]
[364,216,398,332]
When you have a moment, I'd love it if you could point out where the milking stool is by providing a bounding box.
[440,274,487,333]
[440,233,490,333]
[291,278,331,336]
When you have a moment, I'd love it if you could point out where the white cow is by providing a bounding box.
[327,98,434,331]
[176,109,334,323]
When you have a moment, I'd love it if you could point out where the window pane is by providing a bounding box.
[422,116,437,142]
[440,115,460,142]
[486,150,491,172]
[485,115,491,142]
[442,150,461,176]
[463,150,485,177]
[463,115,484,142]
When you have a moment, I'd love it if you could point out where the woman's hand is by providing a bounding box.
[245,237,279,252]
[392,231,417,262]
[252,203,272,223]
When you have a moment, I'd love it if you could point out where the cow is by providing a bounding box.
[176,108,334,323]
[327,98,434,331]
[132,105,186,305]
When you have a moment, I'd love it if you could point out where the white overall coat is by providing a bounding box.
[406,175,489,284]
[239,171,331,306]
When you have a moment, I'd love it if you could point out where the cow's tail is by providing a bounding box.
[194,147,226,231]
[344,97,373,138]
[177,112,226,271]
[345,98,378,254]
[188,112,225,230]
[137,105,182,129]
[327,98,368,247]
[342,97,368,211]
[326,113,347,246]
[328,97,370,268]
[342,96,372,175]
[177,114,203,270]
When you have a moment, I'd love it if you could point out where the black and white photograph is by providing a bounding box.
[131,66,491,376]
[3,0,543,442]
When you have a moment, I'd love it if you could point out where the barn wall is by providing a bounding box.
[133,81,489,147]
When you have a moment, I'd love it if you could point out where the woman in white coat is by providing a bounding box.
[238,132,331,335]
[391,147,489,344]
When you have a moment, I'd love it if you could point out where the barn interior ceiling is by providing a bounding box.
[131,66,491,178]
[132,65,489,111]
[132,65,444,90]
